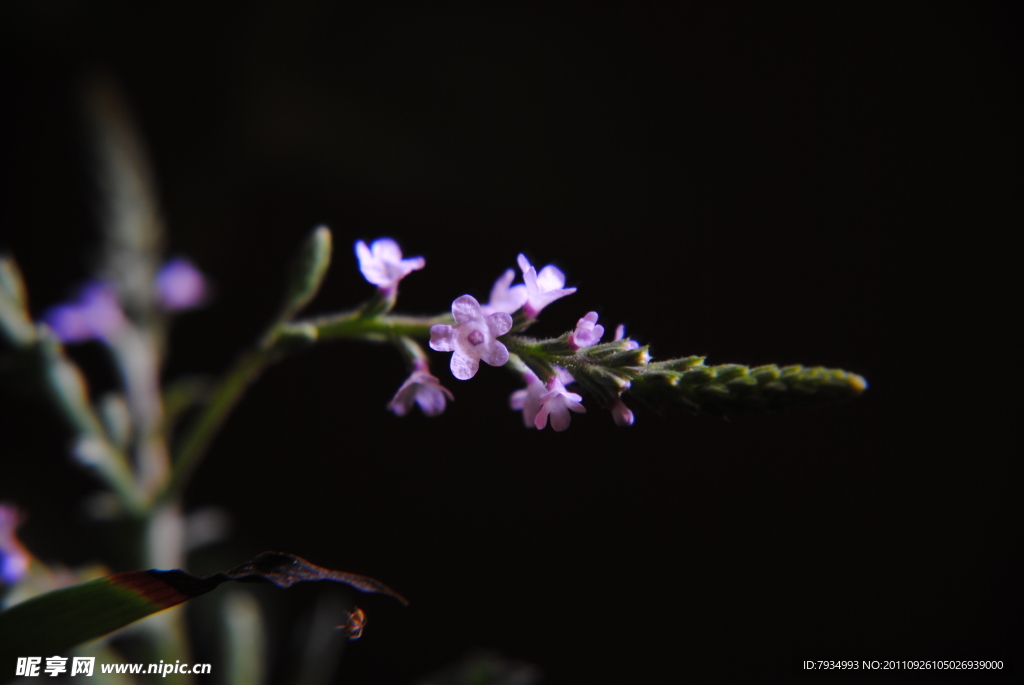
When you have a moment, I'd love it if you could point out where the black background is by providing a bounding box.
[1,3,1019,682]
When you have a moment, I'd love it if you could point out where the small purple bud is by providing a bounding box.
[610,398,635,426]
[42,282,126,343]
[569,311,605,349]
[157,258,208,311]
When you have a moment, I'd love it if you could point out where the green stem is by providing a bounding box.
[159,347,271,506]
[160,309,450,505]
[303,310,452,341]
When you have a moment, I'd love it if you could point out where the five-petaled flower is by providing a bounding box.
[516,254,576,318]
[355,238,425,296]
[429,295,512,380]
[569,311,605,349]
[388,362,454,417]
[534,371,586,431]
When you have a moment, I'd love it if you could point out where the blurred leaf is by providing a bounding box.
[222,589,266,685]
[0,255,35,347]
[82,74,163,323]
[0,552,406,680]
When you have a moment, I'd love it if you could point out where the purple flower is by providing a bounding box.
[482,269,527,316]
[535,372,586,431]
[388,363,454,417]
[516,254,576,318]
[156,258,208,311]
[569,311,605,349]
[509,369,545,428]
[0,503,30,585]
[609,397,635,426]
[355,238,425,296]
[613,324,640,350]
[42,282,127,343]
[429,295,512,380]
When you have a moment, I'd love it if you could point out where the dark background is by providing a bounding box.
[1,3,1019,682]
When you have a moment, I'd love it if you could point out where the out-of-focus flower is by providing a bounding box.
[613,324,640,350]
[516,254,576,318]
[429,295,512,380]
[535,372,586,431]
[609,397,635,426]
[509,369,545,428]
[0,503,30,585]
[388,362,454,417]
[355,238,425,296]
[42,282,126,343]
[569,312,605,349]
[156,258,208,311]
[482,269,527,316]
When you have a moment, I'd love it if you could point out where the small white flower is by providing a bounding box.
[482,269,528,315]
[509,370,545,428]
[388,365,454,417]
[429,295,513,380]
[535,371,585,431]
[355,238,425,295]
[516,254,576,318]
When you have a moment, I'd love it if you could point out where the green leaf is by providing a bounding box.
[0,552,406,679]
[277,226,333,325]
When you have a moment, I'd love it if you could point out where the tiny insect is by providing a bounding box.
[336,607,367,640]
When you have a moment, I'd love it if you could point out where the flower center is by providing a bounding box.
[467,329,485,346]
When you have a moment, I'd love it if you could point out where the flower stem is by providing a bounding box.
[301,310,452,341]
[158,347,271,506]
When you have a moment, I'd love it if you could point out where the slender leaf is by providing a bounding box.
[0,552,406,679]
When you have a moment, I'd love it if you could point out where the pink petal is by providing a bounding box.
[510,389,527,410]
[387,384,418,416]
[480,340,509,367]
[371,238,403,264]
[534,404,551,430]
[415,385,449,416]
[451,295,482,324]
[549,404,572,431]
[450,351,480,380]
[536,265,567,291]
[611,398,634,426]
[429,325,457,351]
[485,312,513,337]
[516,254,532,275]
[401,255,426,272]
